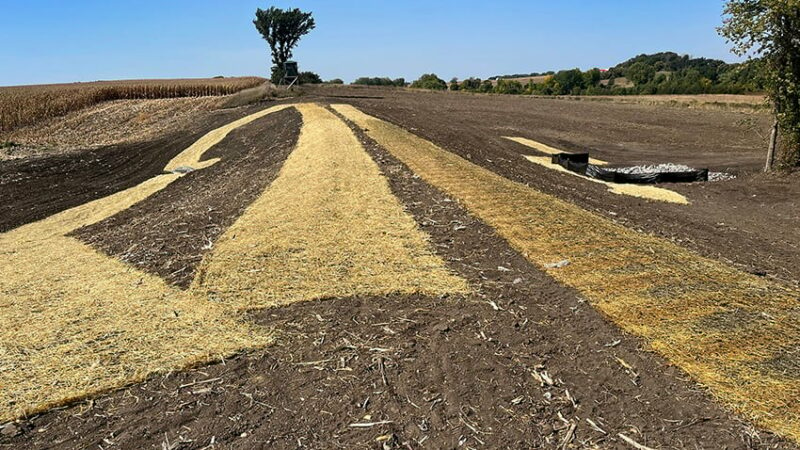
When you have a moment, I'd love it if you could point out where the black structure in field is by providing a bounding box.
[282,61,299,88]
[551,153,709,184]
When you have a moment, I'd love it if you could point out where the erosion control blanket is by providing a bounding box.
[551,152,709,184]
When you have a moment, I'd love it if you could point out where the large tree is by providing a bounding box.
[253,7,315,84]
[719,0,800,170]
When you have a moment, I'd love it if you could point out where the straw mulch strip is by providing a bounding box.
[334,103,800,441]
[0,104,291,421]
[0,175,270,422]
[192,103,468,309]
[0,102,467,422]
[504,136,608,165]
[523,155,689,204]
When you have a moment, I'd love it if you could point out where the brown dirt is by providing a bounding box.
[571,93,768,110]
[315,86,800,287]
[0,104,267,233]
[72,107,302,288]
[1,97,226,158]
[1,101,795,449]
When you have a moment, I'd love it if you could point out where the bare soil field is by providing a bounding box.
[1,88,799,449]
[564,93,768,110]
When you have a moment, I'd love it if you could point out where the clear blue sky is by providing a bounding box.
[0,0,741,86]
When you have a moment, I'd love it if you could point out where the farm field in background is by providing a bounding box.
[0,77,265,132]
[1,84,799,449]
[564,92,768,109]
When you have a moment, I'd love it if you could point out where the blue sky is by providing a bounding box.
[0,0,740,86]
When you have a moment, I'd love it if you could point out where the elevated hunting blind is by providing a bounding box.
[282,61,299,87]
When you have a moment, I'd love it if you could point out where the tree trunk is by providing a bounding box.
[765,119,779,172]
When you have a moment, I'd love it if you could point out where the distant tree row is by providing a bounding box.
[477,52,767,96]
[354,54,767,97]
[352,77,406,87]
[404,69,764,97]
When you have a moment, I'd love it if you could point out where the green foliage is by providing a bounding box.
[410,74,448,90]
[627,62,657,85]
[352,77,404,87]
[326,78,344,84]
[297,71,322,84]
[449,77,460,91]
[487,51,767,98]
[719,0,800,166]
[353,77,390,86]
[479,80,494,93]
[270,66,285,85]
[718,58,767,91]
[460,77,482,91]
[253,7,315,79]
[605,52,729,83]
[1,141,19,149]
[550,69,586,95]
[494,79,523,94]
[583,68,602,87]
[489,71,554,80]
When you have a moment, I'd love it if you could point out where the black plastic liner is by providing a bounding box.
[551,153,589,174]
[550,153,708,184]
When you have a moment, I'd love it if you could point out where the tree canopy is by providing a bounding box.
[626,62,657,85]
[253,7,315,82]
[410,74,447,90]
[352,77,405,87]
[719,0,800,167]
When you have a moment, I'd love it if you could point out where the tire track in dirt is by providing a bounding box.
[334,103,800,442]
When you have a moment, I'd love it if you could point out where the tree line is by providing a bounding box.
[349,52,767,96]
[446,52,767,96]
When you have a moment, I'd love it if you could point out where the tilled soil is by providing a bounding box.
[1,103,794,449]
[322,87,800,287]
[0,104,266,233]
[72,107,302,288]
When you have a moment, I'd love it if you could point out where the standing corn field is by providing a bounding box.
[0,77,265,132]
